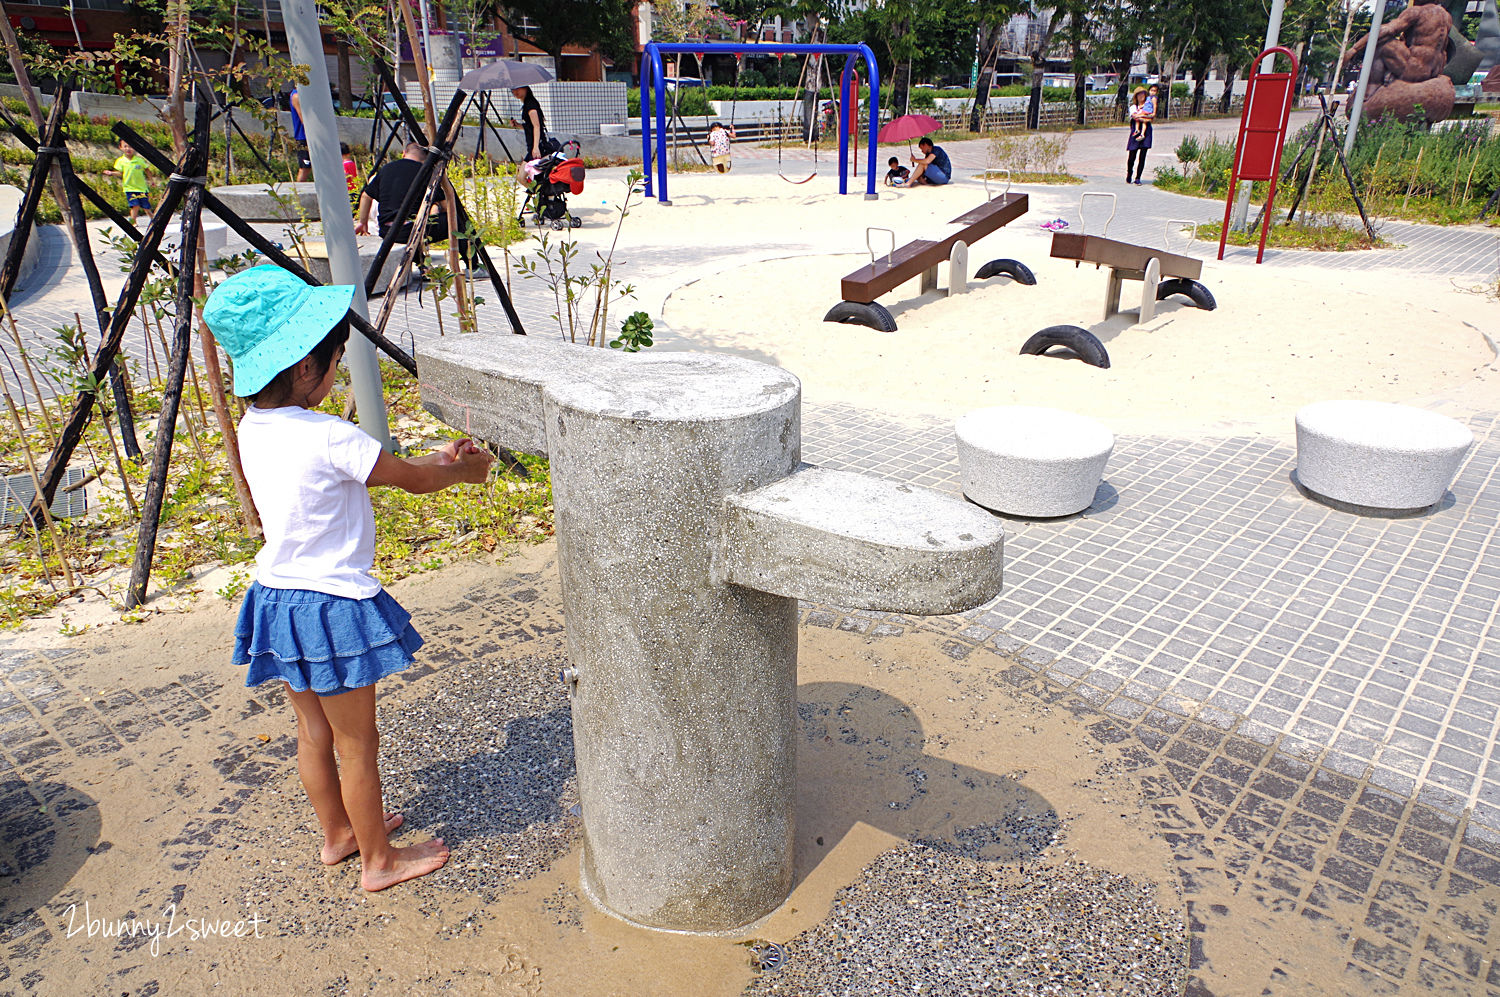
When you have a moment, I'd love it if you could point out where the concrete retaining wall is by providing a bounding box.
[0,85,638,163]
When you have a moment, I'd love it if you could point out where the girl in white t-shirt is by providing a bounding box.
[203,265,493,892]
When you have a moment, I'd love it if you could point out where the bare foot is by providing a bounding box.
[361,838,450,891]
[320,812,404,865]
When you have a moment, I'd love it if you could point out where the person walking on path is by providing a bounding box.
[909,137,952,186]
[290,87,312,182]
[1126,87,1155,185]
[512,85,550,163]
[203,265,494,891]
[105,138,153,222]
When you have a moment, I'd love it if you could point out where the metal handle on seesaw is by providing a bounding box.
[982,169,1012,200]
[867,227,895,266]
[1079,192,1116,237]
[1164,218,1198,252]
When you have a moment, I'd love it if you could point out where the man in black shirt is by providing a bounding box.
[354,143,450,242]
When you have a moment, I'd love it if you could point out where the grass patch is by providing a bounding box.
[1193,219,1391,252]
[979,170,1083,185]
[1161,118,1500,227]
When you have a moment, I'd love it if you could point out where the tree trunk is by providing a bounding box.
[1160,59,1179,120]
[801,52,820,143]
[1027,57,1044,129]
[165,0,189,156]
[1072,34,1086,127]
[337,38,353,110]
[969,26,1001,133]
[1219,66,1237,114]
[891,60,911,118]
[1192,67,1207,117]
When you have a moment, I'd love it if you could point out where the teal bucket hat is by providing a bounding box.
[202,265,356,397]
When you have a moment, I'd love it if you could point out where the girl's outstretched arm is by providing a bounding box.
[366,439,493,494]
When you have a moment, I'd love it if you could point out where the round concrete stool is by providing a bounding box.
[1295,401,1473,511]
[956,406,1114,517]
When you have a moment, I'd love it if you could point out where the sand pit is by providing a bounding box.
[595,171,1500,438]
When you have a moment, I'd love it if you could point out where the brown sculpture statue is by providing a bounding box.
[1342,0,1456,124]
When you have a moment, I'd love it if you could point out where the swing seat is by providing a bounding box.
[779,171,817,185]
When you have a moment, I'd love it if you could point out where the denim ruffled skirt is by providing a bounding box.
[233,582,424,696]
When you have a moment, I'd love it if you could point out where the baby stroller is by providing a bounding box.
[518,140,584,230]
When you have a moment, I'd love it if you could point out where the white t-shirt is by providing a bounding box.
[237,406,384,599]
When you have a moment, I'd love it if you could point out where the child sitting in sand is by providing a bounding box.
[203,265,493,891]
[885,156,910,187]
[708,121,734,173]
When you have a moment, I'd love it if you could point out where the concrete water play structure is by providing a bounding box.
[419,334,1006,932]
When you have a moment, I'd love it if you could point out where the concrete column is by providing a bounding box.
[547,356,800,931]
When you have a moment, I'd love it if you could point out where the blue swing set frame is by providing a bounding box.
[640,41,881,204]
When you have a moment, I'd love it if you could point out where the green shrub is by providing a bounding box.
[1176,134,1201,163]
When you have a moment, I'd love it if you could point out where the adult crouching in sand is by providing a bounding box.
[909,137,952,186]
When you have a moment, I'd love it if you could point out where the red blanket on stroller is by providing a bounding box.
[549,157,585,195]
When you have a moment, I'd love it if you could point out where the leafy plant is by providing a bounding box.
[514,168,647,349]
[610,311,654,352]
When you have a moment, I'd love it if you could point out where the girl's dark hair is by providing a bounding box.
[250,315,351,404]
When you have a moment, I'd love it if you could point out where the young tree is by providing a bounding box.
[501,0,635,68]
[442,0,505,70]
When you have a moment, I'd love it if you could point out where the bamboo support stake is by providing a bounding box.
[193,242,259,536]
[0,293,58,444]
[1402,146,1425,213]
[1,383,75,591]
[0,1,79,262]
[392,0,469,328]
[126,136,210,608]
[74,313,139,516]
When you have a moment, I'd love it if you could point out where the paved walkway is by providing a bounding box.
[2,118,1500,994]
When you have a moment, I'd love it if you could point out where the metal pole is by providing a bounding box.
[416,0,435,93]
[1345,0,1386,158]
[283,0,392,450]
[1262,0,1287,72]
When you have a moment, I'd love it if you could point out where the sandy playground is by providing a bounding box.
[551,166,1500,438]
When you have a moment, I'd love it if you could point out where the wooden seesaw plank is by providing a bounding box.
[1049,231,1203,280]
[841,192,1029,303]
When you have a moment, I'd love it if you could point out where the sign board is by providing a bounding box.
[1218,47,1299,264]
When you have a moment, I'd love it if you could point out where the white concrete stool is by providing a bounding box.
[956,406,1114,517]
[163,220,228,260]
[1295,401,1473,511]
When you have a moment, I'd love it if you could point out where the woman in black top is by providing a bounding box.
[512,86,546,160]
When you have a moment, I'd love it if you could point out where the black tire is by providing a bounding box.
[1019,325,1111,369]
[823,300,898,332]
[975,258,1037,285]
[569,215,582,228]
[550,218,567,230]
[1156,277,1216,310]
